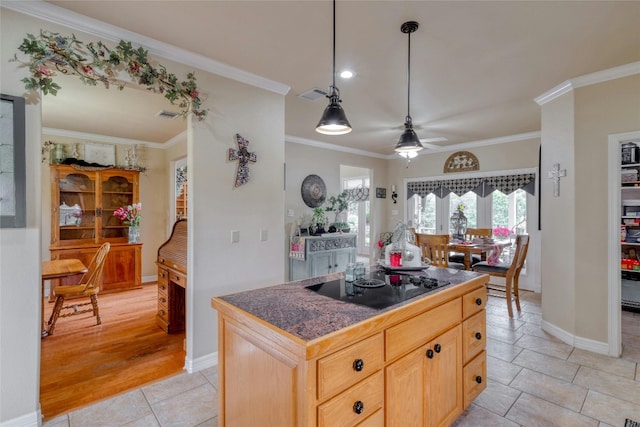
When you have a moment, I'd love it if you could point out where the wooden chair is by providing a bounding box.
[449,228,493,265]
[416,233,465,270]
[472,235,529,317]
[47,243,110,335]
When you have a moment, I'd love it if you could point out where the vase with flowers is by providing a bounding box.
[114,203,142,243]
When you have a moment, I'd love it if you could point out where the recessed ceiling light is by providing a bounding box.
[339,70,355,79]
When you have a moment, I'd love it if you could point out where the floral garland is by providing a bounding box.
[10,30,207,120]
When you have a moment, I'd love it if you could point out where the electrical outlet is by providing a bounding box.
[287,209,294,217]
[231,230,240,243]
[260,229,268,241]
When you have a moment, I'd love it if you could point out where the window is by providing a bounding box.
[343,177,370,254]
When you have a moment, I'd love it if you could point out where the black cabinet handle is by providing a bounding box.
[426,349,434,359]
[475,376,483,384]
[353,359,364,372]
[434,343,442,353]
[353,401,364,414]
[334,264,338,268]
[476,298,482,306]
[475,332,482,340]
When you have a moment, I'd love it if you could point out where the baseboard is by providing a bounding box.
[0,410,40,427]
[142,275,157,283]
[184,351,218,374]
[541,320,609,355]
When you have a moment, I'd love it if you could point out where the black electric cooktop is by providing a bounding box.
[305,270,450,310]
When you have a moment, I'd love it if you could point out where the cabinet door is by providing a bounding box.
[385,344,426,426]
[310,251,334,277]
[100,169,139,242]
[334,248,355,273]
[426,325,462,427]
[51,167,98,246]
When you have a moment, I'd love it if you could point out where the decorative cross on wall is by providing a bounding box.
[547,163,566,197]
[228,133,257,187]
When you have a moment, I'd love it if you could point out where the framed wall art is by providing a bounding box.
[0,94,26,228]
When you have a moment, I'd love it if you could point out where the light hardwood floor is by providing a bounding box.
[41,283,185,421]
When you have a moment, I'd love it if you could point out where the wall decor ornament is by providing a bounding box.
[443,151,479,173]
[228,134,256,188]
[301,174,326,208]
[375,187,387,199]
[11,30,207,120]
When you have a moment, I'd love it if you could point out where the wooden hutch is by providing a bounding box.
[49,164,142,295]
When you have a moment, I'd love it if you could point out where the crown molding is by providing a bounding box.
[42,127,177,149]
[2,1,290,96]
[285,135,389,159]
[286,131,541,160]
[535,61,640,105]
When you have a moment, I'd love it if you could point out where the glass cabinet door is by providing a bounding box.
[56,171,97,244]
[101,171,138,241]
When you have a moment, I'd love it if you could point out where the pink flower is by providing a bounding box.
[493,226,511,238]
[377,240,384,248]
[36,65,53,77]
[113,203,142,226]
[189,90,199,99]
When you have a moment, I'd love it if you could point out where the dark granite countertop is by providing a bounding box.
[214,266,485,342]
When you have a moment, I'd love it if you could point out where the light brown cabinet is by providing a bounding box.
[212,274,488,427]
[49,165,141,293]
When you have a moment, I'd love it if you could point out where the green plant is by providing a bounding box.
[312,207,326,225]
[11,30,207,120]
[325,191,349,213]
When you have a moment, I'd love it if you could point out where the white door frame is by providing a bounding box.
[607,130,640,357]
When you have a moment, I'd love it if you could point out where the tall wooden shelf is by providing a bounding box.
[176,181,187,220]
[49,164,142,293]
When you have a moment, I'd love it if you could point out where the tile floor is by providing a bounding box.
[44,292,640,427]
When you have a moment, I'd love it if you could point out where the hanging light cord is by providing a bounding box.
[330,0,338,97]
[406,27,412,124]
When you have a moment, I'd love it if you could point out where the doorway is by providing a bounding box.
[39,77,189,419]
[608,130,640,357]
[340,165,372,258]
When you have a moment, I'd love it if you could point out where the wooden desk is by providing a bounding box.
[41,259,87,337]
[448,242,511,270]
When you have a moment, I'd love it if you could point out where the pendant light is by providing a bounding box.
[316,0,352,135]
[395,21,424,153]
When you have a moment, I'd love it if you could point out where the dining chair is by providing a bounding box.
[416,233,465,270]
[472,235,529,317]
[47,242,110,335]
[449,228,493,265]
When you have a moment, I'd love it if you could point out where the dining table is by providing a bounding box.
[41,259,87,337]
[448,240,512,270]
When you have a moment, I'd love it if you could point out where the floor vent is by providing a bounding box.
[298,87,328,101]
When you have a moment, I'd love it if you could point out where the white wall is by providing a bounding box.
[0,8,44,425]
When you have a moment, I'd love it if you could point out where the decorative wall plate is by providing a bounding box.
[443,150,479,173]
[301,174,326,207]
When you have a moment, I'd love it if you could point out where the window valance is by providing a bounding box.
[407,173,536,199]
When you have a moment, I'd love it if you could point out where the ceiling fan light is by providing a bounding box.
[316,95,352,135]
[398,150,419,159]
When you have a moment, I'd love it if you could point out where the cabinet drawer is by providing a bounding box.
[385,298,461,361]
[318,371,383,427]
[318,333,384,400]
[463,350,486,409]
[170,271,186,288]
[356,409,384,427]
[463,286,487,319]
[157,268,169,286]
[462,310,486,364]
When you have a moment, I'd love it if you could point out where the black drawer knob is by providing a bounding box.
[353,359,364,372]
[475,332,482,340]
[353,401,364,414]
[434,343,442,353]
[475,375,483,384]
[426,349,434,359]
[476,298,482,306]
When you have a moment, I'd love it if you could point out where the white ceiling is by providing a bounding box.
[23,1,640,154]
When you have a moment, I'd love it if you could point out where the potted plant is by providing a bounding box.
[311,207,327,235]
[325,191,349,228]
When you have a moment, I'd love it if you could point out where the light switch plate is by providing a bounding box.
[260,229,268,241]
[231,230,240,243]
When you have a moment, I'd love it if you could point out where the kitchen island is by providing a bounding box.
[211,266,489,427]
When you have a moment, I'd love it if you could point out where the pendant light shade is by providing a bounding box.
[395,21,423,153]
[316,0,352,135]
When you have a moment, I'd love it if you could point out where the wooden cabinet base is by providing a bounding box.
[50,243,142,296]
[213,279,488,427]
